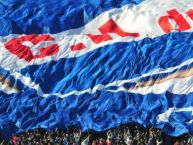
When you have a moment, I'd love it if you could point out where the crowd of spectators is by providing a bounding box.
[0,124,193,145]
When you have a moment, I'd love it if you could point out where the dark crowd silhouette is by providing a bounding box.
[1,124,193,145]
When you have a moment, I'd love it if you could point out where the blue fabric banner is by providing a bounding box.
[0,0,193,140]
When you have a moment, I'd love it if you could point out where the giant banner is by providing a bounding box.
[0,0,193,139]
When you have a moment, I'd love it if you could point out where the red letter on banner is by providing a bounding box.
[158,9,191,33]
[87,34,112,44]
[70,43,86,51]
[186,9,193,20]
[4,34,59,62]
[99,19,140,37]
[70,19,140,50]
[87,19,140,44]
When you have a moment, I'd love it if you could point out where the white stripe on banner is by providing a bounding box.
[0,0,192,72]
[42,71,193,98]
[157,106,193,123]
[14,57,193,97]
[109,75,193,95]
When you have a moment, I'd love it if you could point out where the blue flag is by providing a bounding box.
[0,0,193,139]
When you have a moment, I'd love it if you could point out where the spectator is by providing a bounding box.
[81,135,90,145]
[147,129,156,145]
[187,134,193,145]
[12,135,18,145]
[107,130,112,140]
[74,130,81,145]
[173,140,180,145]
[106,138,112,145]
